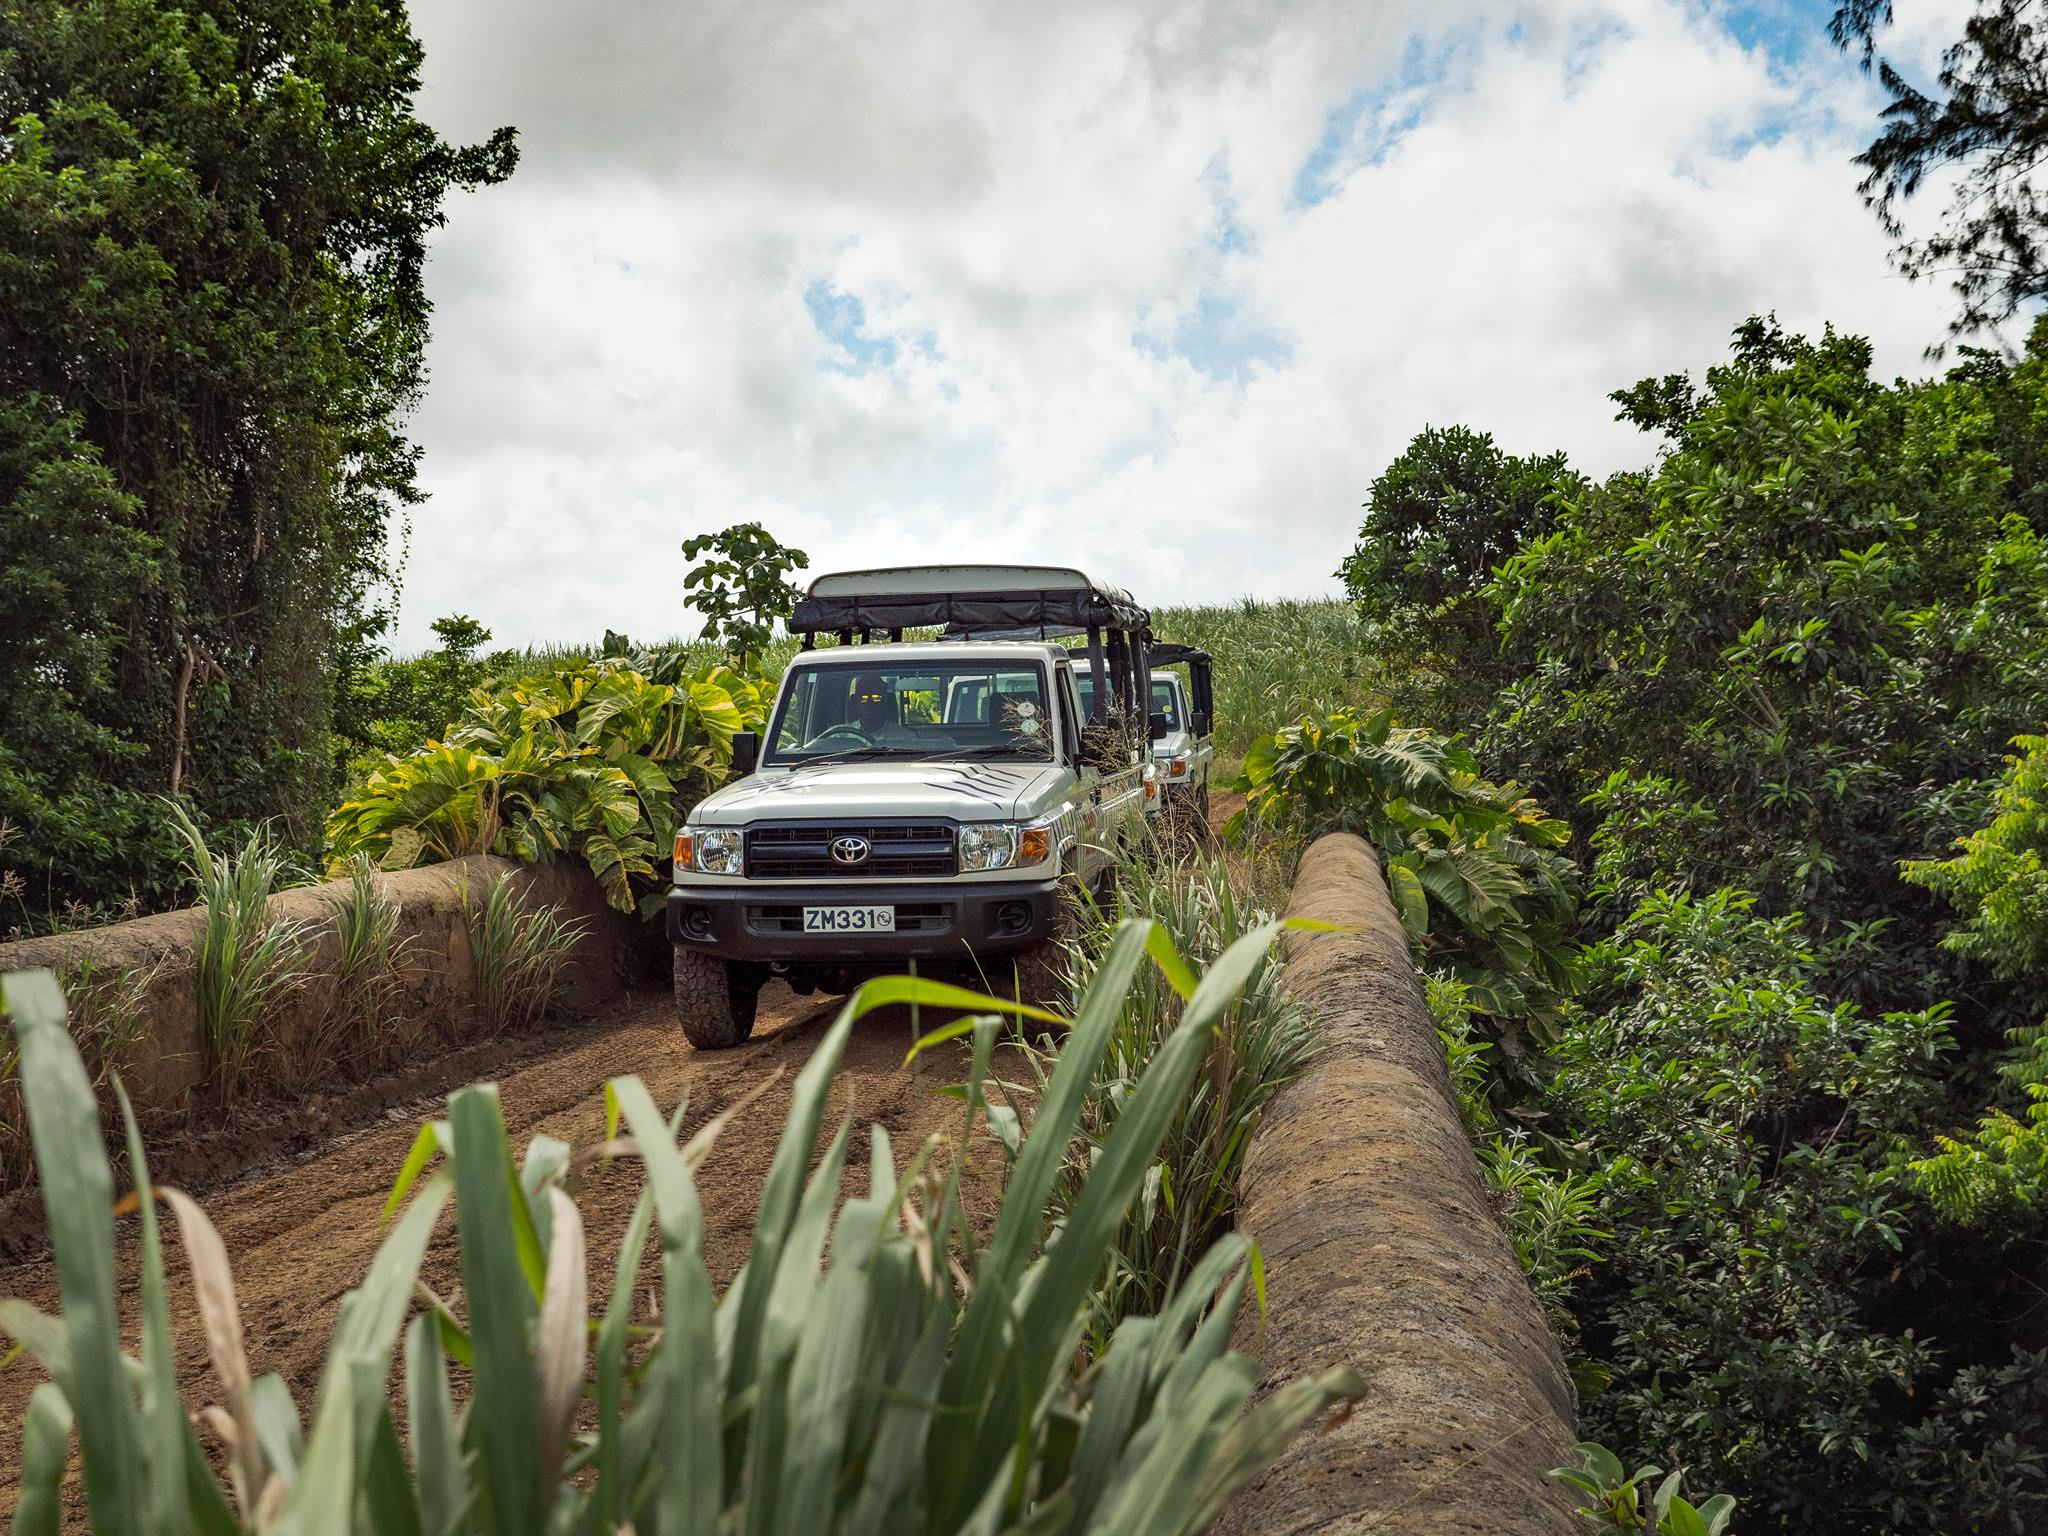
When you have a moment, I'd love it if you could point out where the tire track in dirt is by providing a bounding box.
[0,983,1016,1521]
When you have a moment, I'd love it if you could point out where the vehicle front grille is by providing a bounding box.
[744,822,959,880]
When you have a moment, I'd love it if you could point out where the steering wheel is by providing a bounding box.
[808,723,873,748]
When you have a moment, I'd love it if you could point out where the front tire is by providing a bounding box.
[673,948,761,1049]
[1008,883,1091,1014]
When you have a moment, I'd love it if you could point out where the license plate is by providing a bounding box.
[803,905,895,933]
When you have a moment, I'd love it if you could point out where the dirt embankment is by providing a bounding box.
[0,983,1014,1523]
[1221,832,1583,1536]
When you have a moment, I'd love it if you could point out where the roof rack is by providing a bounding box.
[791,564,1148,639]
[789,564,1153,726]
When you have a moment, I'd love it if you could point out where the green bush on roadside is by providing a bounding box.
[1035,846,1322,1350]
[0,917,1361,1534]
[1227,706,1583,1047]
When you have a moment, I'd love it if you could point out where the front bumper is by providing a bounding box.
[667,876,1061,963]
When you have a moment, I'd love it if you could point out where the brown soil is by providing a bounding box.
[0,983,1016,1522]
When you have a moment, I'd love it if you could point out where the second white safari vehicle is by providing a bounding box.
[1076,643,1216,832]
[666,565,1158,1048]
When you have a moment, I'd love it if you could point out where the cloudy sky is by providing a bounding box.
[396,0,1976,651]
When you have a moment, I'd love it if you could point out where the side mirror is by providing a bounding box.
[1147,710,1171,741]
[1193,711,1210,737]
[730,731,759,776]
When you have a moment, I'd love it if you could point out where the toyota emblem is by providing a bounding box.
[830,835,872,866]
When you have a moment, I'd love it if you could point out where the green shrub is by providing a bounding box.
[1228,706,1583,1044]
[330,654,766,915]
[1552,1443,1736,1535]
[314,854,416,1076]
[1034,847,1322,1349]
[1536,890,2047,1532]
[0,923,1361,1534]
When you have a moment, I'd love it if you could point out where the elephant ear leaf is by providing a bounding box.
[1384,855,1430,939]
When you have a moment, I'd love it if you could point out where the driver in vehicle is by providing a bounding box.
[843,672,920,747]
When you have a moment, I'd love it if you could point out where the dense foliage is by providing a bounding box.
[1260,313,2048,1534]
[1229,708,1582,1044]
[330,640,766,915]
[0,933,1361,1535]
[0,0,515,929]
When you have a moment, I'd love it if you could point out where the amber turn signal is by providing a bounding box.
[673,830,694,867]
[1019,826,1053,864]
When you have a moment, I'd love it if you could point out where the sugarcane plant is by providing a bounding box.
[0,914,1361,1535]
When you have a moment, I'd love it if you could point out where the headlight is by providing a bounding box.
[674,827,743,875]
[959,822,1053,872]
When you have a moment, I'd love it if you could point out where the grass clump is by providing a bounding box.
[462,874,586,1034]
[0,955,153,1194]
[1036,843,1322,1348]
[169,803,314,1107]
[316,853,416,1073]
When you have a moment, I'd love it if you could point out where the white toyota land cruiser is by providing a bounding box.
[666,565,1158,1048]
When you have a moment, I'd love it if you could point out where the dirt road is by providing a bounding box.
[0,983,1018,1516]
[0,789,1251,1516]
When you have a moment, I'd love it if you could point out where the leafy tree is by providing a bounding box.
[1905,736,2048,1226]
[1488,318,2048,1011]
[334,613,514,778]
[0,0,515,923]
[1833,1,2048,338]
[1338,426,1577,618]
[681,522,810,669]
[1543,891,2048,1534]
[1353,316,2048,1532]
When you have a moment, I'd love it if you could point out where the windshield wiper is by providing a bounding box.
[949,743,1052,760]
[792,746,923,766]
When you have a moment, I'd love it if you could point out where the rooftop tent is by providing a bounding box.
[790,564,1150,639]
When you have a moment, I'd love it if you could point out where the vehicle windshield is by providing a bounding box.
[766,658,1055,764]
[1075,673,1183,736]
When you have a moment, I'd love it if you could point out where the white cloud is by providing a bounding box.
[394,0,1982,649]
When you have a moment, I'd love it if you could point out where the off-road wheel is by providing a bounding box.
[673,948,762,1050]
[1007,884,1089,1016]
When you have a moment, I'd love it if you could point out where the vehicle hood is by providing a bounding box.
[690,760,1073,825]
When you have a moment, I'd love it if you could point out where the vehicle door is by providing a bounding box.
[1054,661,1104,884]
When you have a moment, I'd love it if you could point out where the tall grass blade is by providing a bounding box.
[449,1084,544,1536]
[403,1313,464,1536]
[3,969,143,1536]
[11,1382,71,1536]
[611,1077,721,1536]
[535,1186,588,1495]
[116,1081,186,1536]
[156,1187,266,1512]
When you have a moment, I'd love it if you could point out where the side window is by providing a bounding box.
[1057,666,1083,764]
[1151,679,1180,731]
